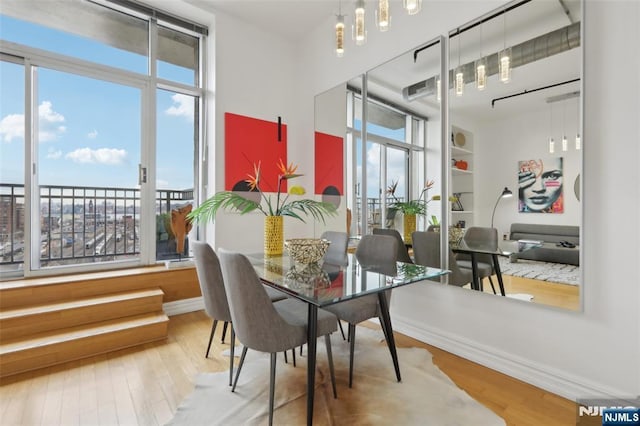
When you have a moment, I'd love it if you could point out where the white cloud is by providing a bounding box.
[0,101,66,143]
[88,129,98,139]
[46,148,62,159]
[165,94,194,122]
[65,147,127,165]
[0,113,24,142]
[156,179,169,188]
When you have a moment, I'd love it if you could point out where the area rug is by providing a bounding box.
[498,256,580,286]
[168,328,505,425]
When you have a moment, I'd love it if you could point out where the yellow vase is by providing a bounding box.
[403,213,416,245]
[264,215,283,256]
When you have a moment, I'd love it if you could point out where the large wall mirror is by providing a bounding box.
[447,0,582,311]
[314,0,582,312]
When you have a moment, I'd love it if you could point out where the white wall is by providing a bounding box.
[296,0,640,400]
[157,0,639,400]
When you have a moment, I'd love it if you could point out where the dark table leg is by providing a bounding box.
[377,292,401,382]
[470,252,480,291]
[492,254,506,296]
[306,304,318,426]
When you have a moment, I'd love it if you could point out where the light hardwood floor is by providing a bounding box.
[0,310,577,425]
[477,274,580,311]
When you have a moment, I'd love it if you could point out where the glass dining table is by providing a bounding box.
[246,252,448,425]
[452,239,543,296]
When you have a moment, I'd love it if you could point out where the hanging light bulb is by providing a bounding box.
[575,97,581,149]
[376,0,390,31]
[403,0,422,15]
[455,68,464,96]
[475,23,487,90]
[561,100,568,151]
[455,29,464,96]
[335,13,345,57]
[499,8,511,83]
[353,0,366,45]
[548,102,555,153]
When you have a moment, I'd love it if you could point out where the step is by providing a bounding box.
[0,312,169,378]
[0,288,165,341]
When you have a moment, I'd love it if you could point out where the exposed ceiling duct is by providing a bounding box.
[403,21,581,102]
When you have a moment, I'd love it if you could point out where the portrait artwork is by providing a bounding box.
[518,158,564,213]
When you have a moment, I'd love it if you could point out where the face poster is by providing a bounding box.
[518,158,564,213]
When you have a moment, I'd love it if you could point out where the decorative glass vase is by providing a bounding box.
[403,213,417,245]
[264,215,283,256]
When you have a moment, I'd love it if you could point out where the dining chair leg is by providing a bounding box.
[229,327,235,386]
[337,320,346,340]
[284,351,288,364]
[221,321,229,343]
[206,319,218,358]
[348,323,356,388]
[232,346,248,392]
[292,348,296,367]
[488,276,497,294]
[300,345,304,356]
[325,334,337,399]
[269,352,277,426]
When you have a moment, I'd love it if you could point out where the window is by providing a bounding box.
[0,0,206,278]
[346,89,426,236]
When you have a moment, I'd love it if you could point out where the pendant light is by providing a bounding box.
[335,1,345,57]
[455,29,464,97]
[548,103,555,153]
[475,23,487,91]
[353,0,367,45]
[561,100,568,151]
[575,97,581,149]
[499,7,511,83]
[403,0,421,15]
[376,0,390,32]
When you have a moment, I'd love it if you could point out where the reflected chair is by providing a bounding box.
[322,234,399,387]
[218,250,338,426]
[373,228,413,264]
[321,230,349,267]
[192,241,287,386]
[455,227,499,293]
[411,231,473,287]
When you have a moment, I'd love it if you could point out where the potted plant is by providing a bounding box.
[187,159,336,255]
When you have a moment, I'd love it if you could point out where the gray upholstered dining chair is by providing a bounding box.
[321,230,349,267]
[411,231,473,287]
[192,241,287,386]
[455,227,499,293]
[322,234,399,388]
[218,249,338,426]
[373,227,413,264]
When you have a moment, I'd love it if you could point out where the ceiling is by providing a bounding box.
[185,0,581,122]
[185,0,337,40]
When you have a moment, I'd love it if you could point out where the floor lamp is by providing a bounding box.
[491,187,513,228]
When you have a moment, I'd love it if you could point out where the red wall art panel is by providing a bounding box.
[314,131,343,208]
[225,112,287,194]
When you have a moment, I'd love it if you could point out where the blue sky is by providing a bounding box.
[0,15,195,190]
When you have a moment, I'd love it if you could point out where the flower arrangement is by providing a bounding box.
[386,179,458,216]
[187,159,337,224]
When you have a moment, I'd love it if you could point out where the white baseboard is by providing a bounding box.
[163,297,204,316]
[391,313,628,402]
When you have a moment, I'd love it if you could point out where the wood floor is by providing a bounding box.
[0,310,577,426]
[478,274,580,311]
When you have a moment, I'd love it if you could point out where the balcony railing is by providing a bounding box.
[0,183,193,268]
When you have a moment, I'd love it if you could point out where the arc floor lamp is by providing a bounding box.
[491,187,513,228]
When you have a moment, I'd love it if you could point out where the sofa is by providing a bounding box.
[509,223,580,265]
